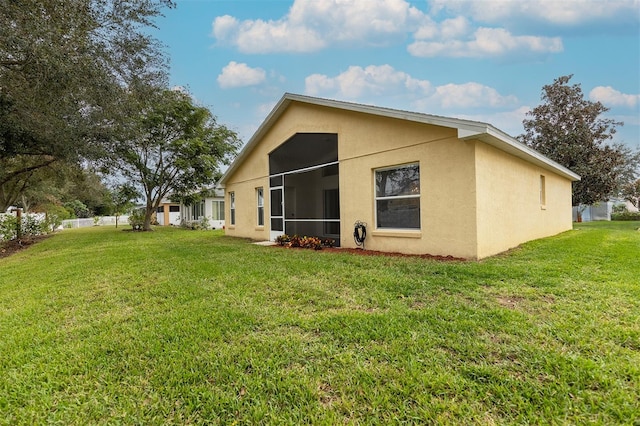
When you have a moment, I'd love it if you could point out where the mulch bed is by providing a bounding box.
[0,235,51,259]
[271,244,465,261]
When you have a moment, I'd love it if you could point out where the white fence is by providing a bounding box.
[62,216,130,229]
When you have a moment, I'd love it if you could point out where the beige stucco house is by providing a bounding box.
[219,93,580,260]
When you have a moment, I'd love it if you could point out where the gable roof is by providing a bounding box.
[220,93,580,184]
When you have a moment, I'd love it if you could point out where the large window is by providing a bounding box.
[256,187,264,226]
[229,192,235,225]
[375,163,420,229]
[212,200,225,221]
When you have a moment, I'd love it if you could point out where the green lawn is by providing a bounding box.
[0,222,638,425]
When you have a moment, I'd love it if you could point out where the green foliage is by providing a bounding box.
[611,211,640,221]
[275,234,290,245]
[0,223,638,423]
[180,217,211,230]
[519,75,634,206]
[106,87,241,231]
[612,203,627,214]
[276,234,335,250]
[0,214,17,241]
[0,213,53,241]
[621,178,640,209]
[63,200,91,219]
[127,210,145,231]
[38,204,69,230]
[0,0,174,210]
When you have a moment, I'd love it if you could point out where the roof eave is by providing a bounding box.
[458,127,581,181]
[219,94,293,184]
[220,93,581,184]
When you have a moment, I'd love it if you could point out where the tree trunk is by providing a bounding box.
[143,208,154,231]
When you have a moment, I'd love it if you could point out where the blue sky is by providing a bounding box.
[153,0,640,151]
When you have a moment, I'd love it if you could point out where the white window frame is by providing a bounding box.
[374,162,421,230]
[211,200,225,221]
[229,192,235,225]
[540,175,547,209]
[256,187,264,227]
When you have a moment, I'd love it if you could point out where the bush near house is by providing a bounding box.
[275,234,335,250]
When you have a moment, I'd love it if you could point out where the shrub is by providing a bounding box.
[179,217,211,230]
[0,213,53,242]
[288,235,301,248]
[0,214,18,241]
[128,210,145,230]
[300,236,322,250]
[611,211,640,221]
[21,214,47,236]
[43,205,69,230]
[275,234,290,246]
[612,204,627,214]
[276,235,335,250]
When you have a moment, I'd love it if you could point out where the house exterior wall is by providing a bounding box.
[225,103,479,258]
[181,196,226,229]
[223,100,575,259]
[157,203,180,226]
[335,109,478,259]
[226,178,268,236]
[474,142,573,258]
[225,104,340,241]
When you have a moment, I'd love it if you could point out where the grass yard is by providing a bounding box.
[0,222,638,424]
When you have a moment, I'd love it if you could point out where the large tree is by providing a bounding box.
[621,179,640,209]
[518,75,633,208]
[106,87,241,231]
[0,0,173,211]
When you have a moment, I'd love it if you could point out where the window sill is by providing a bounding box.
[540,205,547,210]
[227,225,236,230]
[371,230,422,239]
[255,226,265,231]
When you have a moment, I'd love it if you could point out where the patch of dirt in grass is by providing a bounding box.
[318,382,339,408]
[0,235,50,259]
[496,295,525,309]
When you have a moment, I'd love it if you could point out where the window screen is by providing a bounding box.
[375,163,420,229]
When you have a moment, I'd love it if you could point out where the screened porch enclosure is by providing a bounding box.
[269,133,340,244]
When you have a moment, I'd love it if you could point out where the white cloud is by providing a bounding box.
[589,86,640,108]
[430,0,640,27]
[408,27,562,57]
[305,65,517,113]
[305,65,431,99]
[217,62,266,89]
[429,82,518,108]
[212,15,239,41]
[212,0,570,58]
[211,0,425,53]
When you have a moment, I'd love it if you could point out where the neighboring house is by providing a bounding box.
[573,199,639,222]
[179,187,226,229]
[219,93,580,260]
[156,198,181,226]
